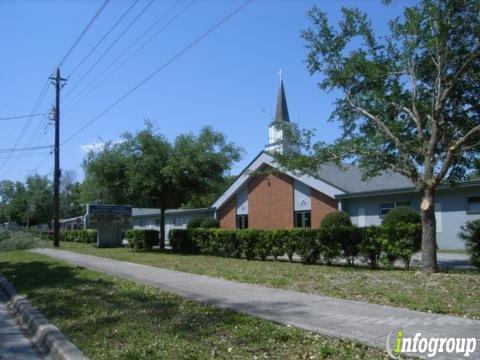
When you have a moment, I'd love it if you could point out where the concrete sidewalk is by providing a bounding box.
[0,293,43,359]
[32,248,480,359]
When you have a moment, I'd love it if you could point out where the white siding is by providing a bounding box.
[236,187,248,215]
[294,179,311,211]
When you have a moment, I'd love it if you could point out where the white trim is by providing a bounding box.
[212,151,345,210]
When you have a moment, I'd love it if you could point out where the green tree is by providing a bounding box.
[82,122,242,249]
[60,170,84,219]
[183,175,236,208]
[277,0,480,273]
[24,175,53,226]
[81,142,133,205]
[0,180,26,224]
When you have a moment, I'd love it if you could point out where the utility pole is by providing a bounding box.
[50,68,66,247]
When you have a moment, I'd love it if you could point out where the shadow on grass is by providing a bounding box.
[0,259,267,343]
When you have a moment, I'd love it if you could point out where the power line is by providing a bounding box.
[57,0,110,68]
[0,145,53,154]
[0,76,51,172]
[0,113,46,121]
[0,152,51,160]
[2,103,53,176]
[64,0,193,113]
[63,0,256,145]
[63,0,155,100]
[67,0,140,79]
[3,0,107,179]
[25,152,53,178]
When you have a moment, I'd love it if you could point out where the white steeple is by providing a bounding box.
[265,70,299,154]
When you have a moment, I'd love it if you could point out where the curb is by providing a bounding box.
[0,273,87,360]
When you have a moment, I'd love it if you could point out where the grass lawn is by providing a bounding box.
[43,241,480,320]
[0,250,387,359]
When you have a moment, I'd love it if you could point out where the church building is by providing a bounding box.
[209,76,480,249]
[128,75,480,250]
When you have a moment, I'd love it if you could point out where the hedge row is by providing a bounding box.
[169,224,421,269]
[60,230,97,244]
[126,229,159,250]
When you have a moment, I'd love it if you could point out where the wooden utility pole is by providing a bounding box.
[50,68,65,247]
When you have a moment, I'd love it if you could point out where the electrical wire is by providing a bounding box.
[67,0,139,79]
[61,0,188,111]
[0,113,46,121]
[63,0,155,100]
[63,0,256,145]
[64,0,194,113]
[57,0,110,68]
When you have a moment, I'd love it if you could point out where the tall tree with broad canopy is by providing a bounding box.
[83,122,242,249]
[276,0,480,273]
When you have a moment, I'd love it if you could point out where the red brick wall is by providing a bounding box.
[218,197,236,229]
[247,171,294,229]
[311,189,337,228]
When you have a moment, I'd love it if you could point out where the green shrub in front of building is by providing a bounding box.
[382,223,422,269]
[126,229,159,250]
[320,211,352,228]
[186,217,204,230]
[459,219,480,269]
[358,226,385,269]
[267,229,288,261]
[290,228,319,264]
[169,223,422,269]
[381,206,422,268]
[169,229,197,254]
[60,230,97,244]
[200,218,220,229]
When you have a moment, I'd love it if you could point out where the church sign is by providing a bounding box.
[86,204,132,247]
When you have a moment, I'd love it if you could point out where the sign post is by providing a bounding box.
[86,204,132,247]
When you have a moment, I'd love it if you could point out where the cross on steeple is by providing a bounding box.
[278,68,284,83]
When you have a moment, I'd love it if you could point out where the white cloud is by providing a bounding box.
[80,140,123,153]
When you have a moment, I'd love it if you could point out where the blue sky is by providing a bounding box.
[0,0,414,182]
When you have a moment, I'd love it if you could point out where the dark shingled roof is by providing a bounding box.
[132,208,161,217]
[314,164,415,193]
[274,80,290,122]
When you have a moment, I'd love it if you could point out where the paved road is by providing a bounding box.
[32,248,480,359]
[0,293,43,360]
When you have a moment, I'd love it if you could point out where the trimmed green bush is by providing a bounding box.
[213,229,239,257]
[359,226,385,269]
[381,206,421,268]
[200,218,220,229]
[126,229,159,250]
[60,230,97,244]
[319,227,342,265]
[382,206,420,227]
[459,219,480,269]
[383,223,421,269]
[169,222,423,270]
[253,230,271,261]
[237,230,256,260]
[321,211,352,229]
[169,229,196,253]
[187,217,204,230]
[268,229,287,261]
[340,226,362,266]
[284,230,297,262]
[293,228,320,264]
[190,228,212,255]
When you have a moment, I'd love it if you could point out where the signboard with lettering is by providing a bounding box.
[87,204,132,229]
